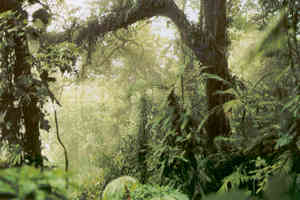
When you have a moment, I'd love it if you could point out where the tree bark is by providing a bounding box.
[14,23,43,167]
[0,3,43,167]
[201,0,232,151]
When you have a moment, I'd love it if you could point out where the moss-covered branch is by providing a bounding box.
[47,0,211,64]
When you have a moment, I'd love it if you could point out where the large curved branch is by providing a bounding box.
[72,0,209,63]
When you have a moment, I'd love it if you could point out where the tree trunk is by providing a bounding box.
[200,0,232,151]
[0,3,43,167]
[14,27,43,167]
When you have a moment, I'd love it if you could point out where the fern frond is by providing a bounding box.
[218,166,253,193]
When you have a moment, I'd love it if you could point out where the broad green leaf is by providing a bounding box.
[215,88,238,97]
[202,73,232,86]
[223,99,242,113]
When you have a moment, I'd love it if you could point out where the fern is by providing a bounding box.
[249,153,293,194]
[218,166,253,193]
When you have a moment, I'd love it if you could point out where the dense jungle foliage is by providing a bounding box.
[0,0,299,199]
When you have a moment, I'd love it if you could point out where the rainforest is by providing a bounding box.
[0,0,299,199]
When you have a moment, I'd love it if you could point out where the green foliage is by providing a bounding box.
[203,190,249,200]
[33,42,79,75]
[117,128,146,180]
[214,69,299,195]
[14,1,297,200]
[130,184,189,200]
[0,2,78,166]
[203,173,300,200]
[218,166,253,193]
[146,89,208,198]
[102,176,138,200]
[243,12,288,65]
[0,166,70,200]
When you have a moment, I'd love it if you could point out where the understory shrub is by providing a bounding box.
[0,166,70,200]
[102,176,138,200]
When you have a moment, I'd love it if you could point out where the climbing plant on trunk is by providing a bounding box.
[0,2,43,167]
[0,0,77,167]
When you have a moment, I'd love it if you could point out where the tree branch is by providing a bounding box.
[71,0,209,63]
